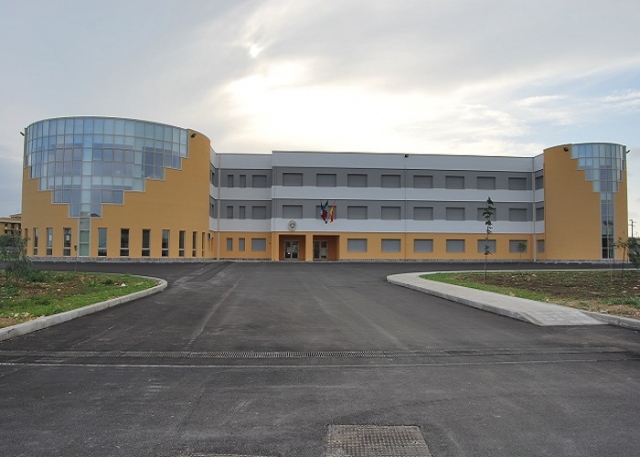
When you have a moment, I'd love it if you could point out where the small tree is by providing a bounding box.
[482,197,495,280]
[0,234,38,280]
[516,241,527,273]
[628,237,640,270]
[614,238,629,277]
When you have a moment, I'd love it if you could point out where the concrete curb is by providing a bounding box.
[388,271,640,330]
[583,311,640,330]
[0,276,167,342]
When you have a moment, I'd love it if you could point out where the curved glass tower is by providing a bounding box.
[24,116,189,256]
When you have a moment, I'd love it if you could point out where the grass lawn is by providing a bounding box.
[423,269,640,321]
[0,270,158,328]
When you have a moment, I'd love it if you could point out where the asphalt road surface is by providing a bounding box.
[1,262,639,457]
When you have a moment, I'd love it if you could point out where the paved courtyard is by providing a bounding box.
[0,262,639,456]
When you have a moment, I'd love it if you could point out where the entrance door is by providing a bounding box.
[284,240,299,259]
[313,240,328,260]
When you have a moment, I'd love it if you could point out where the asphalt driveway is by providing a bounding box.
[0,262,639,456]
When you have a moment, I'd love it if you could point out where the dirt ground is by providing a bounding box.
[452,269,640,320]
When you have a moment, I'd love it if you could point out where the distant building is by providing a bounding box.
[0,214,21,237]
[20,116,628,261]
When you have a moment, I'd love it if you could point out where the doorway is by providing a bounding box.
[284,240,299,259]
[313,240,328,260]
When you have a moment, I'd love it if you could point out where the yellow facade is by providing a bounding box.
[544,144,627,260]
[21,129,214,259]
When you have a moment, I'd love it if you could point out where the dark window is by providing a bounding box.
[381,174,401,188]
[445,176,465,189]
[252,206,267,219]
[381,206,401,220]
[477,177,496,190]
[316,173,337,187]
[446,239,465,253]
[347,206,368,220]
[347,174,367,187]
[179,230,185,257]
[252,174,268,188]
[142,229,150,257]
[509,208,528,221]
[283,173,303,186]
[98,228,107,257]
[446,207,465,221]
[120,228,129,257]
[413,175,433,188]
[414,207,433,221]
[508,177,527,190]
[162,229,169,257]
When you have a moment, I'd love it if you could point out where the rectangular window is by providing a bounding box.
[283,173,303,186]
[446,207,465,221]
[414,207,433,221]
[202,232,205,257]
[347,174,367,187]
[32,228,39,255]
[252,174,268,188]
[179,230,185,257]
[120,228,129,257]
[508,177,527,190]
[316,173,337,187]
[46,228,53,256]
[414,239,433,253]
[239,174,246,188]
[509,240,528,253]
[413,175,433,189]
[239,206,246,219]
[209,203,215,218]
[445,176,465,189]
[98,228,107,257]
[252,206,267,219]
[381,206,401,220]
[347,238,367,252]
[239,238,246,251]
[537,239,545,253]
[446,239,465,253]
[226,237,233,251]
[477,176,496,190]
[535,175,544,190]
[509,208,528,221]
[142,229,151,257]
[226,206,233,219]
[192,231,197,257]
[381,174,401,188]
[381,239,401,252]
[162,229,169,257]
[283,205,303,219]
[210,170,215,184]
[63,227,72,256]
[536,206,545,221]
[227,174,234,187]
[251,238,267,251]
[477,239,496,253]
[347,206,368,220]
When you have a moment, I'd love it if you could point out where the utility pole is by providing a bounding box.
[631,219,636,238]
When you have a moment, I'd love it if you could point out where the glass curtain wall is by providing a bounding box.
[571,143,626,259]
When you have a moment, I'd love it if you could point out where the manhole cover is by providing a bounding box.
[325,425,433,457]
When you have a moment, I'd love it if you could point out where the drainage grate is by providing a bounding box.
[178,454,274,457]
[325,425,432,457]
[0,346,627,360]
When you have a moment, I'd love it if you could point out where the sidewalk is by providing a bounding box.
[387,272,640,329]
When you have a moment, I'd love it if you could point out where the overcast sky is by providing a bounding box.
[1,0,639,233]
